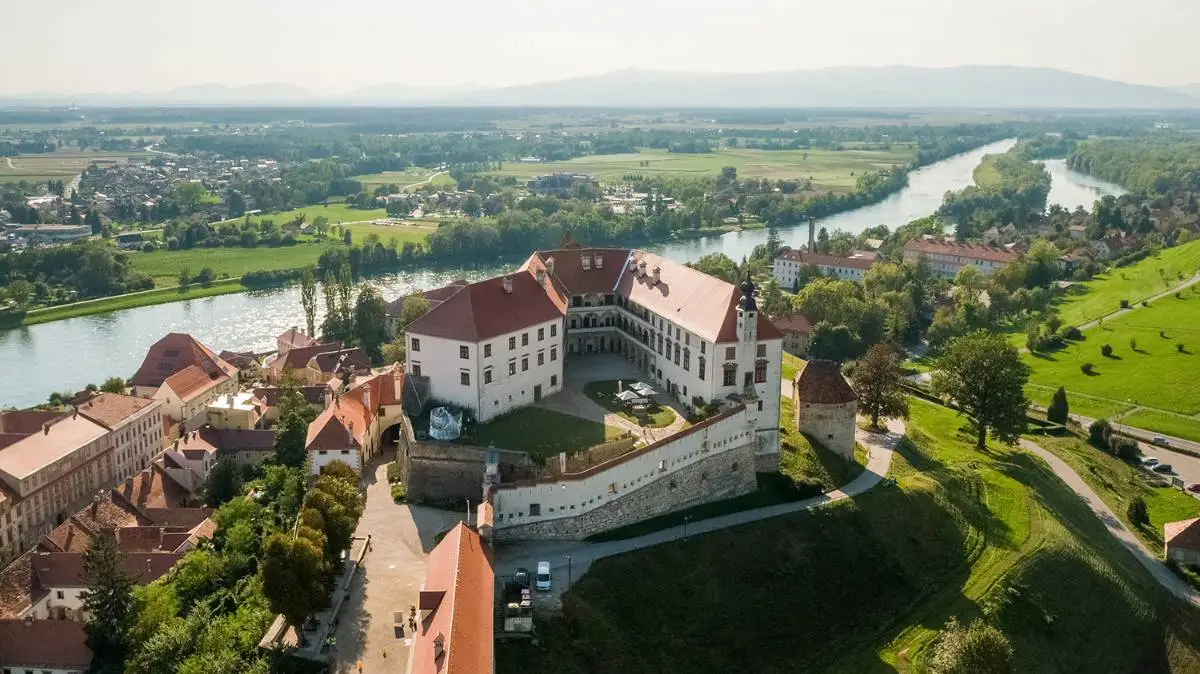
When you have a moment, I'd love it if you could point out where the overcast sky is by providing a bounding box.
[4,0,1197,94]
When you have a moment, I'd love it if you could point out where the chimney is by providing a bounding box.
[638,260,647,277]
[536,269,546,287]
[348,420,355,444]
[627,256,637,273]
[546,256,555,275]
[595,254,603,269]
[652,266,661,285]
[501,277,513,294]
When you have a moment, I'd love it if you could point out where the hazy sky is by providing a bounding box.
[4,0,1197,94]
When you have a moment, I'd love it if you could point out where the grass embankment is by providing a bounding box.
[485,146,915,192]
[15,279,245,326]
[582,380,676,428]
[781,351,804,383]
[1025,291,1200,419]
[460,407,623,459]
[1120,410,1200,444]
[499,399,1200,674]
[1032,433,1200,550]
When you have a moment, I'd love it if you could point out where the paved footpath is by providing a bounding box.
[496,418,903,587]
[1020,438,1200,607]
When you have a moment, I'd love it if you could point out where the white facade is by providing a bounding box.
[110,400,166,484]
[30,586,87,621]
[310,447,361,476]
[492,406,757,526]
[902,245,1014,279]
[795,399,857,459]
[152,376,238,429]
[773,256,869,287]
[407,316,565,423]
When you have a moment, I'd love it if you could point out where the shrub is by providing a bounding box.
[1100,344,1113,358]
[1179,343,1187,353]
[1120,299,1130,309]
[1161,330,1168,338]
[1060,325,1082,340]
[386,461,403,484]
[1126,496,1149,527]
[1047,386,1069,424]
[140,242,155,253]
[1088,419,1112,448]
[1111,435,1140,463]
[1080,362,1094,374]
[1130,337,1138,351]
[390,483,406,502]
[1142,300,1150,307]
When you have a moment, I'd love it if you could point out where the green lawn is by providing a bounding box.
[13,278,245,326]
[1024,291,1200,417]
[582,380,676,428]
[353,168,455,192]
[1032,433,1200,550]
[499,398,1200,673]
[486,146,915,192]
[781,351,804,383]
[1025,383,1135,420]
[1051,240,1200,328]
[1120,410,1200,444]
[460,407,623,459]
[225,202,388,227]
[128,243,333,285]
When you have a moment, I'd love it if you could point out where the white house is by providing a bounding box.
[772,249,875,288]
[74,393,166,485]
[902,238,1018,279]
[305,366,405,475]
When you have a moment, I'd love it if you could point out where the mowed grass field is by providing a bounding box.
[353,168,455,192]
[1119,410,1200,444]
[498,398,1200,673]
[1051,240,1200,328]
[1024,291,1200,418]
[485,146,915,192]
[0,150,150,183]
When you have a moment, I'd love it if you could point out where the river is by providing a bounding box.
[0,139,1125,408]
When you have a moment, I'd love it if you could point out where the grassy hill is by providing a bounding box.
[497,399,1200,673]
[1051,240,1200,329]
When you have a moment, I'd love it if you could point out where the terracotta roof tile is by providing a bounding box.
[306,407,357,452]
[115,464,193,510]
[312,347,372,374]
[411,523,493,674]
[129,332,237,389]
[903,238,1019,264]
[529,248,630,295]
[74,392,159,429]
[32,551,183,588]
[0,619,91,669]
[0,553,38,618]
[38,517,95,553]
[773,313,812,334]
[270,341,344,373]
[277,327,317,351]
[163,363,230,403]
[794,359,857,405]
[1165,518,1200,551]
[406,272,564,343]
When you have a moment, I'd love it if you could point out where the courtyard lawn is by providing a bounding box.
[1024,291,1200,418]
[1119,410,1200,444]
[1032,433,1200,550]
[582,380,676,428]
[486,146,915,192]
[460,407,623,459]
[499,397,1200,673]
[1050,240,1200,328]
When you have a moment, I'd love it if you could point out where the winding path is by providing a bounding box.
[1020,438,1200,606]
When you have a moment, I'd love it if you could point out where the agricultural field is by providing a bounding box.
[127,244,332,286]
[484,146,915,192]
[498,399,1200,673]
[353,168,455,192]
[1024,291,1200,419]
[0,150,151,183]
[220,202,387,226]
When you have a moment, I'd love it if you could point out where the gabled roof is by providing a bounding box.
[1165,518,1200,551]
[277,326,317,351]
[269,341,343,373]
[32,551,184,588]
[776,249,875,270]
[527,247,630,296]
[306,407,357,451]
[0,619,90,670]
[114,463,193,511]
[311,347,371,374]
[162,363,231,403]
[773,313,812,335]
[129,332,236,390]
[410,523,493,674]
[386,280,470,317]
[794,359,857,405]
[74,392,158,429]
[903,238,1019,264]
[406,271,565,343]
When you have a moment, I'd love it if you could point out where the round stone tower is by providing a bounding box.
[792,359,857,459]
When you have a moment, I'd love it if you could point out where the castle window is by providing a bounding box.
[509,337,516,350]
[460,371,470,386]
[509,360,517,375]
[522,356,529,372]
[758,400,763,411]
[411,338,421,352]
[522,333,529,346]
[725,346,736,360]
[698,357,706,381]
[551,375,559,387]
[529,504,541,516]
[538,328,545,341]
[537,351,545,366]
[755,361,767,384]
[551,324,557,337]
[484,368,493,384]
[551,347,557,361]
[609,483,617,494]
[723,367,736,387]
[658,460,666,472]
[757,344,767,357]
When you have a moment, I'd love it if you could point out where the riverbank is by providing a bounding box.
[11,278,247,327]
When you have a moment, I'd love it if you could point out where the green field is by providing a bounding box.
[14,278,246,326]
[353,168,455,192]
[1026,383,1135,420]
[485,146,915,191]
[972,154,1004,188]
[0,151,150,183]
[1050,240,1200,328]
[499,398,1200,673]
[227,202,387,226]
[1025,291,1200,417]
[128,244,330,285]
[1119,410,1200,444]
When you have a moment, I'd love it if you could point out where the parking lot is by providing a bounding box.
[1137,441,1200,491]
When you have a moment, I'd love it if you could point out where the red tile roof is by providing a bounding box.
[129,332,237,390]
[32,551,184,588]
[903,238,1019,264]
[773,313,813,335]
[0,619,91,670]
[114,464,194,511]
[306,408,357,452]
[527,247,630,295]
[312,347,372,375]
[1165,518,1200,552]
[0,410,61,436]
[411,523,493,674]
[776,249,875,270]
[277,326,317,352]
[387,280,471,316]
[794,359,858,405]
[163,363,230,403]
[74,392,158,429]
[269,341,343,373]
[406,271,565,342]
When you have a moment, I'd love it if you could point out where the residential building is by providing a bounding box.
[385,280,469,337]
[74,393,166,485]
[29,551,184,621]
[902,238,1019,278]
[306,347,372,385]
[772,313,812,357]
[129,333,238,428]
[526,173,596,197]
[276,326,316,355]
[410,522,493,674]
[772,249,876,287]
[0,619,90,674]
[792,360,858,459]
[1165,518,1200,567]
[12,223,89,244]
[305,367,404,475]
[205,392,264,430]
[263,341,342,383]
[251,385,330,425]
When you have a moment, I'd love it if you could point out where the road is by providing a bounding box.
[401,170,448,192]
[1068,413,1200,487]
[1077,271,1200,332]
[494,417,902,591]
[1020,439,1200,607]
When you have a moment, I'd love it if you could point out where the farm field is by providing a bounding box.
[1023,291,1200,418]
[498,398,1200,673]
[1025,383,1135,420]
[484,146,915,191]
[353,168,455,192]
[220,202,388,226]
[0,150,150,183]
[128,245,331,285]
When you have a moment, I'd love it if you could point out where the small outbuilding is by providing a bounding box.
[792,359,857,459]
[1165,518,1200,567]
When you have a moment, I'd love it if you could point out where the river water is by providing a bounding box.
[0,140,1125,408]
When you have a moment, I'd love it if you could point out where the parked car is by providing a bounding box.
[1141,456,1159,467]
[1187,483,1200,494]
[1151,436,1169,447]
[514,567,530,588]
[1152,464,1174,474]
[535,561,552,592]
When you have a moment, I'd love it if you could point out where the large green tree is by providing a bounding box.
[932,330,1030,449]
[929,617,1014,674]
[851,344,909,430]
[688,253,740,284]
[299,266,317,338]
[82,528,136,673]
[274,400,310,469]
[260,534,328,641]
[1047,386,1070,424]
[353,284,390,363]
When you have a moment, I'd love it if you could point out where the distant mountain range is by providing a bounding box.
[3,66,1198,108]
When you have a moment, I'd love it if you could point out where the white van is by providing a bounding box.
[535,561,551,591]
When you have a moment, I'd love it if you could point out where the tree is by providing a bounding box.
[305,490,356,564]
[5,278,33,308]
[809,321,860,362]
[100,376,126,394]
[353,284,390,363]
[320,459,358,484]
[82,528,136,673]
[759,280,790,317]
[274,403,309,468]
[320,263,354,343]
[688,253,740,284]
[85,209,103,235]
[1047,386,1069,424]
[299,267,317,338]
[178,268,191,290]
[1127,496,1149,528]
[932,331,1030,450]
[343,229,352,246]
[203,459,244,507]
[261,533,328,640]
[1088,418,1112,448]
[929,617,1014,674]
[852,344,909,430]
